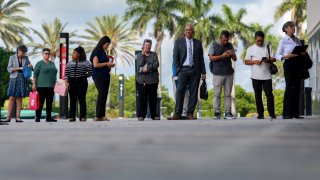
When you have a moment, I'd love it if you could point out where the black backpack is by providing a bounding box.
[200,79,208,100]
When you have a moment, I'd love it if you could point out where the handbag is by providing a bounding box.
[54,79,68,96]
[23,64,32,79]
[200,79,208,100]
[29,91,39,110]
[267,44,278,75]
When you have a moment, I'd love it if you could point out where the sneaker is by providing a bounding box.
[213,112,221,119]
[138,117,145,121]
[224,112,236,119]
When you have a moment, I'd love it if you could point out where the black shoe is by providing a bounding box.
[257,115,264,119]
[152,117,160,120]
[283,116,293,119]
[46,118,57,122]
[35,117,40,122]
[293,116,304,119]
[69,118,76,122]
[270,115,277,119]
[138,117,145,121]
[213,112,221,119]
[15,117,23,123]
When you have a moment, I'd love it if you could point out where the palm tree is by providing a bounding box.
[274,0,306,36]
[124,0,184,93]
[81,15,139,67]
[175,0,222,47]
[27,18,76,61]
[219,4,252,49]
[0,0,31,50]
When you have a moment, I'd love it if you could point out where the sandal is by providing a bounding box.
[4,116,11,122]
[15,117,24,123]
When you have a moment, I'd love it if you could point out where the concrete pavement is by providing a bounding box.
[0,117,319,180]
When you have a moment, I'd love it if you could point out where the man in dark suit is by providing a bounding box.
[168,24,206,120]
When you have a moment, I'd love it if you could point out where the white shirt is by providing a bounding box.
[245,44,274,80]
[275,34,301,60]
[183,38,193,66]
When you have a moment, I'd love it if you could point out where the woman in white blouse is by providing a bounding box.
[275,21,304,119]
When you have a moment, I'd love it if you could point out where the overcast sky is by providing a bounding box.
[19,0,291,96]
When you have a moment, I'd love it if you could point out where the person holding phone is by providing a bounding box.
[90,36,115,121]
[208,30,237,119]
[135,39,160,121]
[245,31,276,119]
[276,21,305,119]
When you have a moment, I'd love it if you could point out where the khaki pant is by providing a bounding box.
[212,74,233,113]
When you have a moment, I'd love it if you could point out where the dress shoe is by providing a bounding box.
[282,116,293,119]
[270,115,277,119]
[167,114,181,120]
[293,116,304,119]
[46,118,57,122]
[257,116,264,119]
[187,114,197,120]
[35,117,40,122]
[152,116,160,120]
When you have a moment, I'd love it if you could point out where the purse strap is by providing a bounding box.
[267,44,271,60]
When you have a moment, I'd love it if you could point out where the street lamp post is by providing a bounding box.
[59,33,69,119]
[119,74,124,118]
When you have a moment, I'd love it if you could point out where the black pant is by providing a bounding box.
[252,79,275,117]
[137,83,158,118]
[68,78,88,119]
[283,60,301,117]
[36,87,54,119]
[93,75,110,118]
[175,67,200,115]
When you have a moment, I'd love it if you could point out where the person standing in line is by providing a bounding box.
[32,48,57,122]
[90,36,115,121]
[244,31,277,119]
[136,39,160,121]
[5,45,32,123]
[167,24,206,120]
[208,30,237,120]
[65,46,92,122]
[275,21,306,119]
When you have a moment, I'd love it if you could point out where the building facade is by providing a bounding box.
[307,0,320,115]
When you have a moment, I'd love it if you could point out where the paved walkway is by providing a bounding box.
[0,117,320,180]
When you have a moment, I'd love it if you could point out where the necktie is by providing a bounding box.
[188,40,193,66]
